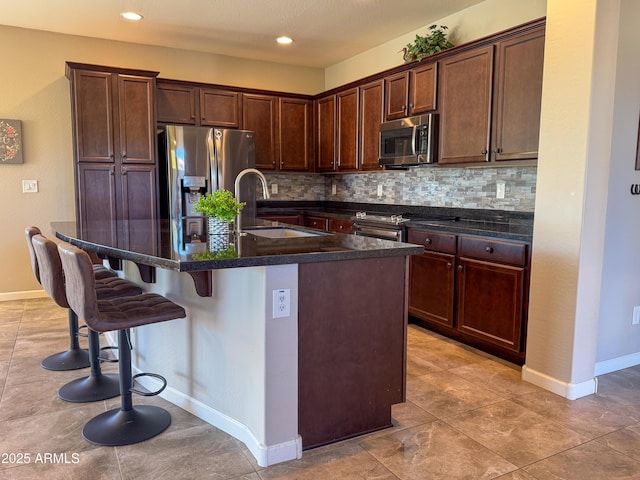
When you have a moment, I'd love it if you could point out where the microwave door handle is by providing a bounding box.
[411,125,418,155]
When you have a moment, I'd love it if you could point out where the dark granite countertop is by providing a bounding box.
[51,220,423,272]
[258,201,534,243]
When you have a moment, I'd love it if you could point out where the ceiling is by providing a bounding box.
[2,0,485,68]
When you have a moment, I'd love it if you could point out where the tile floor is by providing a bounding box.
[2,298,640,479]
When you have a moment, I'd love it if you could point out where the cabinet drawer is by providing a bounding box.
[459,236,527,266]
[304,216,328,231]
[329,218,354,234]
[408,229,456,254]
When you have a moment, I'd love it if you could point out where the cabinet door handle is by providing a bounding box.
[493,148,502,154]
[485,246,494,253]
[481,149,488,155]
[425,238,432,244]
[457,265,464,271]
[447,262,453,269]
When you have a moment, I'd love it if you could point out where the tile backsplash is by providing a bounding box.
[264,165,536,212]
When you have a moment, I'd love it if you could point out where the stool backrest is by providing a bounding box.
[31,234,69,309]
[24,226,42,283]
[57,242,100,329]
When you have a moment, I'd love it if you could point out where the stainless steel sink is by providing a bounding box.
[244,227,327,238]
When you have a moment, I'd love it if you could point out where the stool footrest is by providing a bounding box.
[131,372,167,397]
[99,345,119,363]
[77,324,89,338]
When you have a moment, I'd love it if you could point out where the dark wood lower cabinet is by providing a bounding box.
[408,228,529,364]
[298,257,407,449]
[408,250,455,328]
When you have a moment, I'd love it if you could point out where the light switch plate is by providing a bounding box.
[22,180,38,193]
[496,181,505,199]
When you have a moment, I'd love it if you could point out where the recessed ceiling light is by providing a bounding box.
[121,11,143,21]
[276,36,293,45]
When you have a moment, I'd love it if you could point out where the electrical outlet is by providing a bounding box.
[271,183,278,195]
[633,306,640,325]
[22,179,38,193]
[496,181,505,199]
[377,184,383,197]
[273,289,291,318]
[332,183,337,195]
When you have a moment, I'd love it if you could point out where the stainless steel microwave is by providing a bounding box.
[379,114,438,167]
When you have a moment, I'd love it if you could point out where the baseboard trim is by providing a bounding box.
[134,373,302,467]
[595,352,640,376]
[0,290,48,302]
[522,365,597,400]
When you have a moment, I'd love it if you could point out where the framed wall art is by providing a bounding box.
[0,119,23,164]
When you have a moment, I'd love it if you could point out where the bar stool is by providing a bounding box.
[58,241,186,446]
[31,233,143,402]
[25,226,117,371]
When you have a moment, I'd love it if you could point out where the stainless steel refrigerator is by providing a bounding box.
[158,125,256,254]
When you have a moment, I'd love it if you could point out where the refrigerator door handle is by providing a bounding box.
[207,129,219,192]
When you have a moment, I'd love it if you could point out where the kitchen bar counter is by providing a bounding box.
[50,218,417,467]
[52,219,423,271]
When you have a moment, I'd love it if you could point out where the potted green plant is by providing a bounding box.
[193,190,245,240]
[402,25,454,63]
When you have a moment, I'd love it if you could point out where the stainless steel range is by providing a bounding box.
[352,212,410,242]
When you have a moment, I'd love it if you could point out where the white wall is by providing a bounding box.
[0,25,323,298]
[325,0,547,89]
[595,0,640,371]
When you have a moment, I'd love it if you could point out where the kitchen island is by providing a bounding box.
[52,220,422,466]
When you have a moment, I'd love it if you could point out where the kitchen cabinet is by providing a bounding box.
[384,62,437,121]
[336,88,359,171]
[359,80,384,171]
[67,63,159,250]
[243,94,313,172]
[259,214,303,225]
[328,218,354,234]
[279,97,312,171]
[156,81,197,124]
[316,89,359,172]
[243,94,277,170]
[439,26,544,165]
[407,225,529,364]
[200,88,241,128]
[303,215,329,231]
[316,95,336,171]
[407,229,456,331]
[456,236,527,360]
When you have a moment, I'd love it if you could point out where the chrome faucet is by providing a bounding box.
[234,168,270,234]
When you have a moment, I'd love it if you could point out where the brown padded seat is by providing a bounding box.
[25,226,116,282]
[32,233,145,402]
[58,241,186,446]
[58,242,186,333]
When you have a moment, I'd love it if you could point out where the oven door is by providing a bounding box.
[354,224,404,242]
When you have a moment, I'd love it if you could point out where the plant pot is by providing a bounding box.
[207,217,231,252]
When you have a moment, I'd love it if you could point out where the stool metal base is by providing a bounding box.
[58,373,120,403]
[82,405,171,446]
[41,348,90,371]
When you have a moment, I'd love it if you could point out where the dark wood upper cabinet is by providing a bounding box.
[359,80,384,171]
[384,62,437,121]
[117,75,156,164]
[156,82,197,125]
[409,62,437,114]
[384,72,409,121]
[492,28,545,162]
[336,88,359,171]
[317,95,336,172]
[439,23,544,165]
[279,97,312,171]
[242,94,277,170]
[439,46,494,165]
[200,88,241,128]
